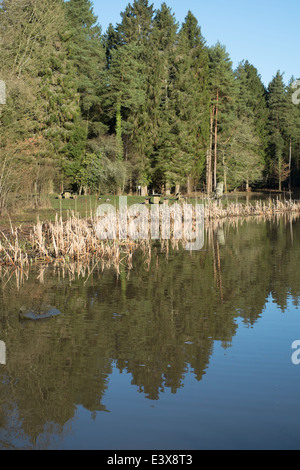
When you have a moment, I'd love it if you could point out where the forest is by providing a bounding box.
[0,0,300,214]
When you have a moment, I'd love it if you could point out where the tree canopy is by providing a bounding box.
[0,0,299,211]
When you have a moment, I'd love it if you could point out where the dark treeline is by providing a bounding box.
[0,0,300,211]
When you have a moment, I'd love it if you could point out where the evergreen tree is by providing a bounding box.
[235,61,268,156]
[227,118,264,191]
[65,0,106,126]
[63,0,107,191]
[147,3,179,191]
[229,61,267,190]
[207,42,236,193]
[0,0,79,201]
[284,78,300,188]
[109,0,155,193]
[118,0,155,46]
[103,23,122,68]
[267,71,289,190]
[158,11,209,193]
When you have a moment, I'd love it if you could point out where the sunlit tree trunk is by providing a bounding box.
[206,105,214,195]
[214,88,219,190]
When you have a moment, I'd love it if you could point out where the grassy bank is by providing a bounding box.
[0,194,148,229]
[1,191,298,230]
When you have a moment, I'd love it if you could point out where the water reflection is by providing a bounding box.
[0,213,300,449]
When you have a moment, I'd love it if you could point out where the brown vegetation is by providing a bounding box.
[0,199,300,270]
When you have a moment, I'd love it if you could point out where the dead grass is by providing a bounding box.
[0,199,300,270]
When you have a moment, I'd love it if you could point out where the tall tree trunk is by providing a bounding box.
[116,101,123,161]
[206,105,214,195]
[141,186,148,197]
[289,137,292,191]
[165,182,171,196]
[214,88,219,191]
[222,152,227,193]
[278,154,282,192]
[187,175,192,195]
[129,178,133,196]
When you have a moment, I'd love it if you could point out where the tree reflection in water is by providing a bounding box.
[0,213,299,448]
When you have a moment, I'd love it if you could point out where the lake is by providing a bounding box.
[0,213,300,450]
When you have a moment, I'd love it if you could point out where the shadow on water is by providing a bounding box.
[0,212,300,449]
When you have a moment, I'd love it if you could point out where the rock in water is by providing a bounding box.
[19,305,61,321]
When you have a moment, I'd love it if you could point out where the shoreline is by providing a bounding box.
[1,198,300,269]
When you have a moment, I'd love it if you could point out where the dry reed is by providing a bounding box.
[0,198,299,270]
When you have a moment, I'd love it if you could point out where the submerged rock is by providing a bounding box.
[19,305,61,321]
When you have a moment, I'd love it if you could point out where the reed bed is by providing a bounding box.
[0,198,300,270]
[203,198,300,219]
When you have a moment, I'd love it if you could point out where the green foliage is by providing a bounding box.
[78,153,127,193]
[228,61,268,190]
[267,71,290,190]
[227,117,265,190]
[0,0,299,209]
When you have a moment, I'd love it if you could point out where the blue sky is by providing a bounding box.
[91,0,300,88]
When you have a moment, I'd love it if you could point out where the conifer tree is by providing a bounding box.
[154,10,209,193]
[267,71,289,190]
[235,61,268,154]
[284,78,300,189]
[176,11,210,193]
[118,0,155,46]
[0,0,79,199]
[65,0,106,126]
[103,23,122,68]
[147,3,179,191]
[227,118,264,191]
[109,0,155,193]
[229,61,267,190]
[63,0,107,191]
[207,43,236,193]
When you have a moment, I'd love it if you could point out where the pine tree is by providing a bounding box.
[103,23,122,68]
[65,0,105,124]
[63,0,107,192]
[207,43,236,193]
[176,11,210,193]
[227,118,264,191]
[235,61,268,155]
[118,0,155,46]
[154,10,209,193]
[230,61,267,190]
[0,0,78,201]
[267,71,289,190]
[284,78,300,189]
[100,40,147,192]
[38,38,83,193]
[107,0,155,193]
[147,3,179,191]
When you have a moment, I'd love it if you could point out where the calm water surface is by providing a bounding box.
[0,214,300,450]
